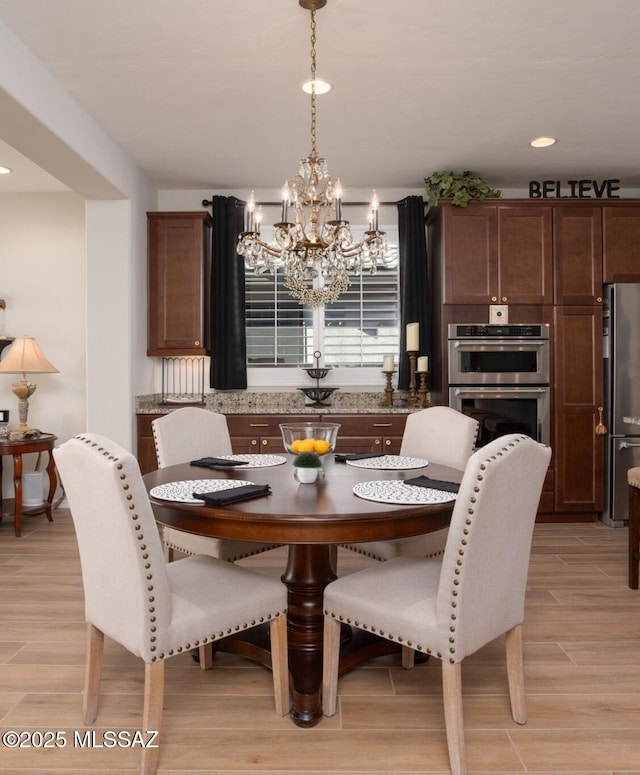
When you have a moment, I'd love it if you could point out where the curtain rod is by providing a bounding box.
[202,198,420,208]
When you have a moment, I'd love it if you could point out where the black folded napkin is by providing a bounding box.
[190,457,248,468]
[404,476,459,494]
[192,484,272,506]
[334,452,386,463]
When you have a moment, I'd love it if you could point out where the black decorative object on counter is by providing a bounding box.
[298,350,338,407]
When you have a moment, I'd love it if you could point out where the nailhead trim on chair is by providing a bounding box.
[74,435,286,664]
[324,436,528,665]
[337,543,446,561]
[162,532,281,561]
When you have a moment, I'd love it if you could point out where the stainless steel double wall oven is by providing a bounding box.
[447,323,551,447]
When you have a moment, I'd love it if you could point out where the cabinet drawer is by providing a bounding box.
[328,414,408,437]
[226,414,319,437]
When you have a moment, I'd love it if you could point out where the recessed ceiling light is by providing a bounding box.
[0,165,12,174]
[530,137,557,148]
[302,78,331,95]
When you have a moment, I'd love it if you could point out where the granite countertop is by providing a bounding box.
[136,391,419,415]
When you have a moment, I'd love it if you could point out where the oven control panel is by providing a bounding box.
[448,324,549,339]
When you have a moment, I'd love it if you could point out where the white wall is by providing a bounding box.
[0,191,86,495]
[0,17,158,459]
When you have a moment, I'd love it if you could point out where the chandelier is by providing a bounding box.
[237,0,386,306]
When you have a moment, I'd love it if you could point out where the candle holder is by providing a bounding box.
[418,371,430,408]
[381,370,396,407]
[406,351,420,407]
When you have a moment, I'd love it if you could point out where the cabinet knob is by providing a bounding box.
[374,439,381,446]
[384,439,392,446]
[194,340,200,346]
[251,439,258,446]
[596,296,603,303]
[491,296,498,302]
[261,439,268,446]
[501,297,507,303]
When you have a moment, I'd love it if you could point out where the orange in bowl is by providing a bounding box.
[314,439,331,455]
[298,438,317,453]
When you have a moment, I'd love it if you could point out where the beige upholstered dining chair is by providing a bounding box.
[54,433,289,775]
[322,433,551,775]
[346,406,479,562]
[152,407,278,563]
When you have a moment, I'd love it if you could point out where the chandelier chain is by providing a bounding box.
[309,9,318,159]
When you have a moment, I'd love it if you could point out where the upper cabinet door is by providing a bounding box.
[147,212,212,356]
[602,207,640,283]
[554,206,603,305]
[496,206,553,304]
[440,202,552,305]
[442,204,498,304]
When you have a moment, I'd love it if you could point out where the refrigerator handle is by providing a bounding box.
[618,441,640,450]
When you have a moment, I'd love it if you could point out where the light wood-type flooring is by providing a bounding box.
[0,508,639,774]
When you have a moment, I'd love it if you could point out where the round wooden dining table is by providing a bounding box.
[144,454,458,727]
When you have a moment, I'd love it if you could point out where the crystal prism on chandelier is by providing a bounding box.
[237,0,387,306]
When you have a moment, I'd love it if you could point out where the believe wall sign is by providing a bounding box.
[529,179,621,198]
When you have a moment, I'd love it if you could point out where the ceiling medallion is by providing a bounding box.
[237,0,386,306]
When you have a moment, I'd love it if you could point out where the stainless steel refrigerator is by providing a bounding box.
[602,283,640,526]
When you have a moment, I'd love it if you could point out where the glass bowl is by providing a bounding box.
[279,422,341,456]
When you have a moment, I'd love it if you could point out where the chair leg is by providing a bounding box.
[269,614,290,716]
[321,616,341,717]
[141,660,165,775]
[82,623,104,724]
[198,643,213,670]
[442,661,467,775]
[401,645,416,669]
[505,624,527,724]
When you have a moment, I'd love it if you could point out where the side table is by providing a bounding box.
[0,433,58,536]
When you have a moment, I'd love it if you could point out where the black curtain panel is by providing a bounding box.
[398,195,430,390]
[208,195,247,390]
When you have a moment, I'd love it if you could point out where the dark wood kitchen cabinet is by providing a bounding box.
[136,411,410,473]
[553,306,604,517]
[225,414,316,454]
[436,202,553,305]
[136,414,158,474]
[602,206,640,282]
[328,414,407,454]
[428,198,640,522]
[553,206,603,305]
[147,212,212,355]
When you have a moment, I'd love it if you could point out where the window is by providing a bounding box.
[245,204,399,380]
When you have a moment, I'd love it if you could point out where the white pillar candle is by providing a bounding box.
[417,356,429,373]
[406,322,419,351]
[383,355,395,372]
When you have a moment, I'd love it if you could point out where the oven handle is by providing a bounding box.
[452,340,548,352]
[452,386,549,397]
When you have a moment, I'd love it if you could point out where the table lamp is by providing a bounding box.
[0,336,59,439]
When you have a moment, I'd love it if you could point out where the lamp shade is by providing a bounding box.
[0,336,59,375]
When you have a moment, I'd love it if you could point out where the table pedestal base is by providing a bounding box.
[212,543,403,727]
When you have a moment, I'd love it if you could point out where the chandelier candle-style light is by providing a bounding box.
[237,0,386,306]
